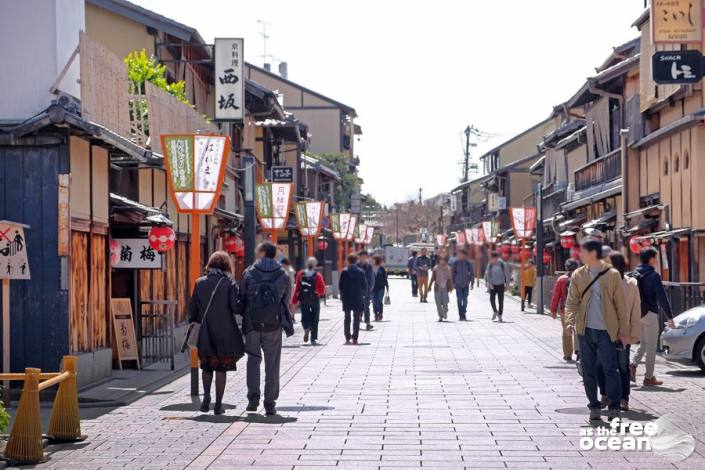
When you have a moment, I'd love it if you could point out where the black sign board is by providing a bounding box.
[652,50,703,85]
[271,166,294,182]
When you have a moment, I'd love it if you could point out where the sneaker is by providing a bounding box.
[366,323,374,330]
[643,376,663,386]
[311,340,318,346]
[213,404,224,415]
[620,400,630,411]
[498,316,503,323]
[437,318,443,322]
[303,329,310,343]
[352,339,359,345]
[563,356,572,362]
[345,339,351,345]
[200,396,211,413]
[629,363,637,383]
[246,401,258,412]
[264,404,276,416]
[492,312,498,321]
[606,408,620,421]
[600,396,610,409]
[589,408,602,421]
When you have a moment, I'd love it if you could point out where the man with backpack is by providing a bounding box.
[293,257,326,345]
[630,247,675,386]
[239,242,292,416]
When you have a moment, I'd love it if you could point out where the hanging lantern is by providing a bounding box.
[148,225,175,252]
[109,239,120,267]
[570,245,581,260]
[542,251,552,265]
[224,234,245,257]
[521,248,531,261]
[500,244,511,256]
[629,236,651,254]
[317,238,329,251]
[560,231,576,249]
[511,244,520,255]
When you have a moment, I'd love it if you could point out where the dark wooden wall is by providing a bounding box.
[0,141,69,373]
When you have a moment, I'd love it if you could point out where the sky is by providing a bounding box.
[136,0,646,205]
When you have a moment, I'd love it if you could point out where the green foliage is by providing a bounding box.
[363,193,383,211]
[314,153,359,211]
[124,49,189,104]
[0,400,10,433]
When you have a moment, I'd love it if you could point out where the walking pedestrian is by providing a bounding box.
[281,258,297,321]
[565,240,628,421]
[415,248,432,303]
[485,251,510,322]
[596,252,642,411]
[630,247,675,386]
[522,260,537,309]
[357,250,375,330]
[550,259,580,361]
[429,256,453,322]
[188,251,245,415]
[451,249,475,320]
[371,255,389,321]
[292,257,326,345]
[339,253,367,345]
[239,242,293,416]
[407,251,418,297]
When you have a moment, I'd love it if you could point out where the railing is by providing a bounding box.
[138,300,176,369]
[574,149,621,192]
[663,282,705,317]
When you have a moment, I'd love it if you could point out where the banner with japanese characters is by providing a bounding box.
[365,226,375,245]
[355,223,367,244]
[330,213,351,240]
[346,215,358,241]
[0,221,30,280]
[436,234,447,246]
[214,38,245,120]
[111,238,163,269]
[161,134,230,214]
[296,201,324,237]
[482,221,496,242]
[456,230,466,246]
[510,207,537,239]
[256,183,292,230]
[465,228,474,245]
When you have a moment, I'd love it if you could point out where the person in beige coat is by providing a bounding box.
[429,257,453,322]
[565,240,628,421]
[596,252,641,411]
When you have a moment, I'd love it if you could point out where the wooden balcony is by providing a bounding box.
[574,149,621,192]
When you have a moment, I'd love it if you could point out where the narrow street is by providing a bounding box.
[34,278,705,470]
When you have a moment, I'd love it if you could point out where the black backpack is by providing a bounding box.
[628,269,650,316]
[299,273,318,305]
[249,269,284,329]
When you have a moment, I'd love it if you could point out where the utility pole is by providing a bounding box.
[418,187,423,204]
[395,206,400,245]
[463,126,471,182]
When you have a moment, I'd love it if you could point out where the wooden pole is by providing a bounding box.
[520,238,526,312]
[307,237,315,260]
[189,215,201,396]
[3,279,9,406]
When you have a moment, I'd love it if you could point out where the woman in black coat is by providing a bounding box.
[188,251,245,414]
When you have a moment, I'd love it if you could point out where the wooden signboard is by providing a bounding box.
[58,174,70,257]
[110,298,140,369]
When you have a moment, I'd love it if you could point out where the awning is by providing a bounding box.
[646,228,691,240]
[561,180,622,212]
[625,218,659,234]
[301,154,340,180]
[214,207,243,221]
[110,192,173,226]
[558,216,587,231]
[583,211,616,229]
[625,204,664,219]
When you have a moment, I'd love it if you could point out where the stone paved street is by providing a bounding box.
[29,278,705,470]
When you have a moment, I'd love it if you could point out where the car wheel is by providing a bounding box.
[695,336,705,372]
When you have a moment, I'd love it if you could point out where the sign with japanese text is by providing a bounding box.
[477,225,486,244]
[355,223,367,244]
[482,221,496,242]
[330,213,352,240]
[456,230,466,245]
[652,50,704,84]
[214,38,245,120]
[510,207,537,239]
[652,0,702,44]
[271,166,294,183]
[111,298,140,368]
[58,175,70,257]
[296,201,325,237]
[436,234,447,246]
[465,228,475,245]
[111,238,163,269]
[365,226,375,245]
[161,134,229,214]
[488,192,500,212]
[346,215,358,241]
[0,221,30,280]
[256,183,292,230]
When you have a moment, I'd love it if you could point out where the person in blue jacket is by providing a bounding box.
[339,253,368,345]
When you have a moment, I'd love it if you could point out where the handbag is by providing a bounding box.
[183,277,224,351]
[384,290,391,305]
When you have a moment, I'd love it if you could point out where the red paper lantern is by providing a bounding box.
[542,251,552,265]
[109,239,120,266]
[224,234,245,257]
[317,239,329,251]
[148,225,175,252]
[511,244,520,255]
[570,245,581,260]
[560,234,575,249]
[629,236,651,255]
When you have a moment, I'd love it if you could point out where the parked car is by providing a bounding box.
[661,306,705,372]
[383,245,409,277]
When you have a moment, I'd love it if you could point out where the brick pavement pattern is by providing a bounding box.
[32,278,705,469]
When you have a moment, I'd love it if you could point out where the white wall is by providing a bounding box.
[0,0,84,121]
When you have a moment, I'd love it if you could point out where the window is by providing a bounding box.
[674,154,679,173]
[685,151,690,170]
[664,158,669,176]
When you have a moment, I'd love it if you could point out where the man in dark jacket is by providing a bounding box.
[408,251,418,297]
[630,247,675,386]
[238,242,291,416]
[357,250,375,331]
[451,249,475,320]
[339,253,367,345]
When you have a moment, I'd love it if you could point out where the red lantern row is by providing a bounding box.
[629,236,652,255]
[148,225,175,252]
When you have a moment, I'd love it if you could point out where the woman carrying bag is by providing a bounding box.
[187,251,245,415]
[371,256,389,321]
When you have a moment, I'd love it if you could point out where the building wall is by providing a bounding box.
[0,0,84,120]
[508,170,539,208]
[497,119,555,168]
[85,3,154,60]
